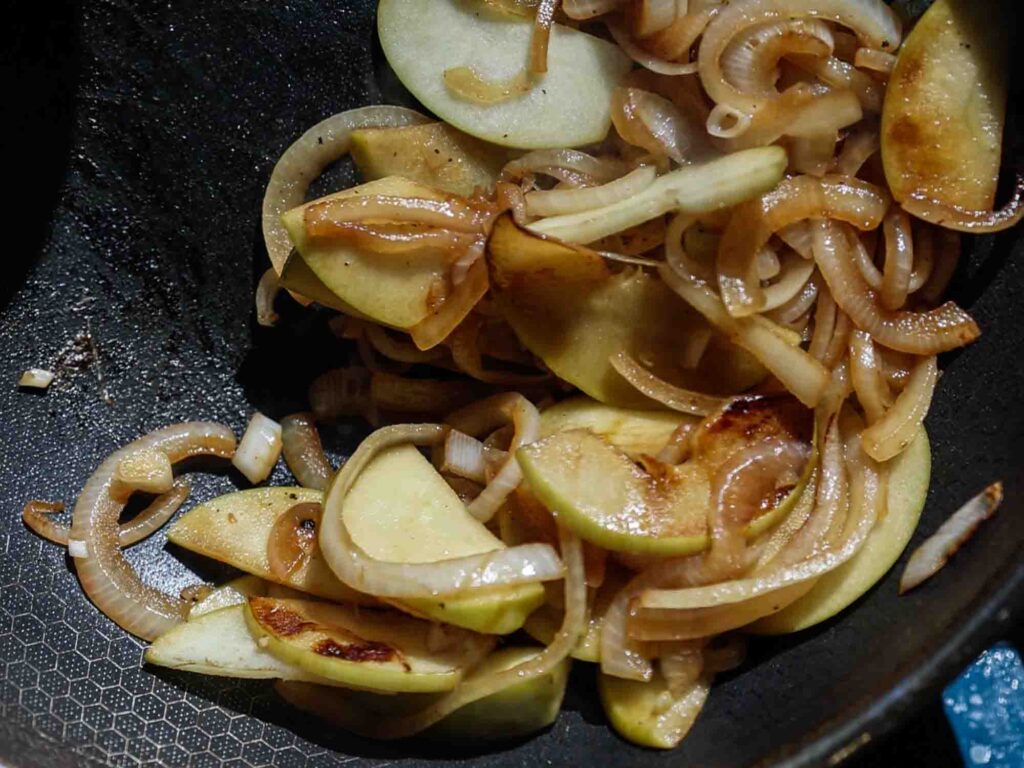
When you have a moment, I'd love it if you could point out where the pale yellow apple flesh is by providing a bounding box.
[188,575,268,620]
[377,0,631,149]
[750,427,931,634]
[599,668,708,750]
[351,122,511,197]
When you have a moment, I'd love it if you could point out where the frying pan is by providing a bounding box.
[1,2,1021,766]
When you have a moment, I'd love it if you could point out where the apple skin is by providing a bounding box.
[750,427,930,635]
[599,669,709,749]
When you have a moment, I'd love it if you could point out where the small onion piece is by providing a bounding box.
[607,21,699,75]
[69,422,237,640]
[918,228,960,306]
[880,207,914,311]
[848,330,891,424]
[860,355,937,462]
[445,393,541,523]
[899,483,1003,594]
[717,174,890,317]
[609,350,725,416]
[706,104,752,139]
[18,368,55,390]
[262,106,430,275]
[761,251,816,311]
[853,47,895,73]
[612,88,712,165]
[281,413,334,491]
[526,165,657,217]
[901,175,1024,234]
[256,268,281,327]
[318,424,565,599]
[439,430,503,484]
[233,412,283,485]
[811,221,979,355]
[443,66,532,104]
[697,0,902,115]
[634,0,679,37]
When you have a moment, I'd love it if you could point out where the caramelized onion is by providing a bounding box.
[833,125,879,176]
[69,423,236,640]
[719,18,834,98]
[761,251,816,311]
[444,66,532,104]
[880,207,914,310]
[365,325,447,365]
[721,87,863,151]
[319,424,565,599]
[370,371,484,415]
[306,220,481,255]
[811,221,979,355]
[848,330,891,423]
[410,256,490,350]
[853,47,895,73]
[530,0,558,74]
[607,21,699,75]
[717,175,890,317]
[304,194,493,237]
[281,413,334,491]
[918,229,960,306]
[262,106,429,274]
[900,483,1003,594]
[634,0,679,37]
[609,350,725,416]
[308,367,373,423]
[860,355,937,462]
[501,149,628,187]
[612,88,712,164]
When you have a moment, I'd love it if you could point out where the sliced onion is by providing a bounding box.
[529,0,558,74]
[788,132,838,177]
[366,523,585,739]
[69,422,236,640]
[232,412,283,484]
[609,350,725,416]
[439,430,502,484]
[656,421,696,464]
[410,256,490,350]
[698,0,901,115]
[776,220,814,259]
[448,317,549,384]
[308,221,481,255]
[370,371,484,415]
[720,86,862,152]
[666,214,715,283]
[761,251,816,311]
[501,149,627,187]
[638,5,720,63]
[880,207,914,311]
[443,66,532,104]
[262,106,430,274]
[717,174,890,317]
[18,368,55,390]
[659,643,705,696]
[719,18,834,98]
[808,287,837,362]
[901,175,1024,234]
[907,220,934,294]
[899,483,1003,594]
[607,21,699,75]
[304,194,493,237]
[793,55,884,112]
[308,367,373,423]
[811,220,979,355]
[24,482,191,548]
[526,165,657,217]
[660,263,830,407]
[445,393,540,523]
[833,125,880,176]
[767,270,820,326]
[918,228,960,306]
[848,330,891,423]
[612,88,712,164]
[563,0,622,18]
[860,355,936,462]
[756,245,780,280]
[281,413,334,491]
[635,0,680,37]
[851,226,884,290]
[706,104,752,139]
[364,325,447,365]
[854,47,895,73]
[255,268,281,327]
[319,424,564,598]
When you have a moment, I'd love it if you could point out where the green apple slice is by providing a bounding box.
[539,396,693,460]
[343,443,545,634]
[282,176,455,331]
[188,575,268,620]
[518,397,814,555]
[488,216,767,408]
[145,605,333,684]
[244,597,492,694]
[749,427,931,634]
[599,668,710,749]
[166,487,373,605]
[377,0,631,149]
[278,248,367,316]
[351,122,511,197]
[276,646,570,741]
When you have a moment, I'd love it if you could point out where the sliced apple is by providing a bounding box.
[343,444,545,633]
[518,396,814,555]
[882,0,1008,212]
[278,247,367,316]
[282,176,456,330]
[377,0,631,149]
[539,396,692,460]
[750,427,931,634]
[188,575,268,620]
[166,487,373,605]
[244,597,492,694]
[145,605,334,684]
[488,216,766,408]
[351,122,511,196]
[276,646,570,741]
[599,668,710,750]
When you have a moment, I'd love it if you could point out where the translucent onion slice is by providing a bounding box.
[69,423,237,640]
[811,221,979,355]
[365,325,447,365]
[23,479,191,548]
[788,132,838,177]
[832,125,879,176]
[634,0,680,37]
[792,55,884,113]
[18,368,54,389]
[899,483,1003,594]
[848,330,892,423]
[501,149,628,186]
[439,430,503,484]
[609,350,725,416]
[721,87,863,152]
[717,174,890,317]
[918,229,960,306]
[255,268,281,327]
[304,194,493,237]
[410,255,490,351]
[233,412,283,485]
[860,355,937,462]
[698,0,901,115]
[639,5,720,64]
[719,18,834,97]
[660,263,830,407]
[281,413,334,491]
[607,21,699,75]
[880,207,914,311]
[318,424,564,599]
[761,251,816,311]
[262,106,429,275]
[612,88,712,164]
[529,0,558,74]
[445,393,540,523]
[369,371,484,415]
[448,316,549,384]
[853,47,895,73]
[444,66,532,105]
[526,165,657,217]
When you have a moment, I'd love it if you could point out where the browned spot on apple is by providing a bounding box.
[249,598,315,637]
[312,638,401,665]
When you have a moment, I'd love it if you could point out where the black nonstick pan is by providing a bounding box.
[1,2,1022,766]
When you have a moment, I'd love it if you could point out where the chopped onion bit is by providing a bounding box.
[233,412,283,484]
